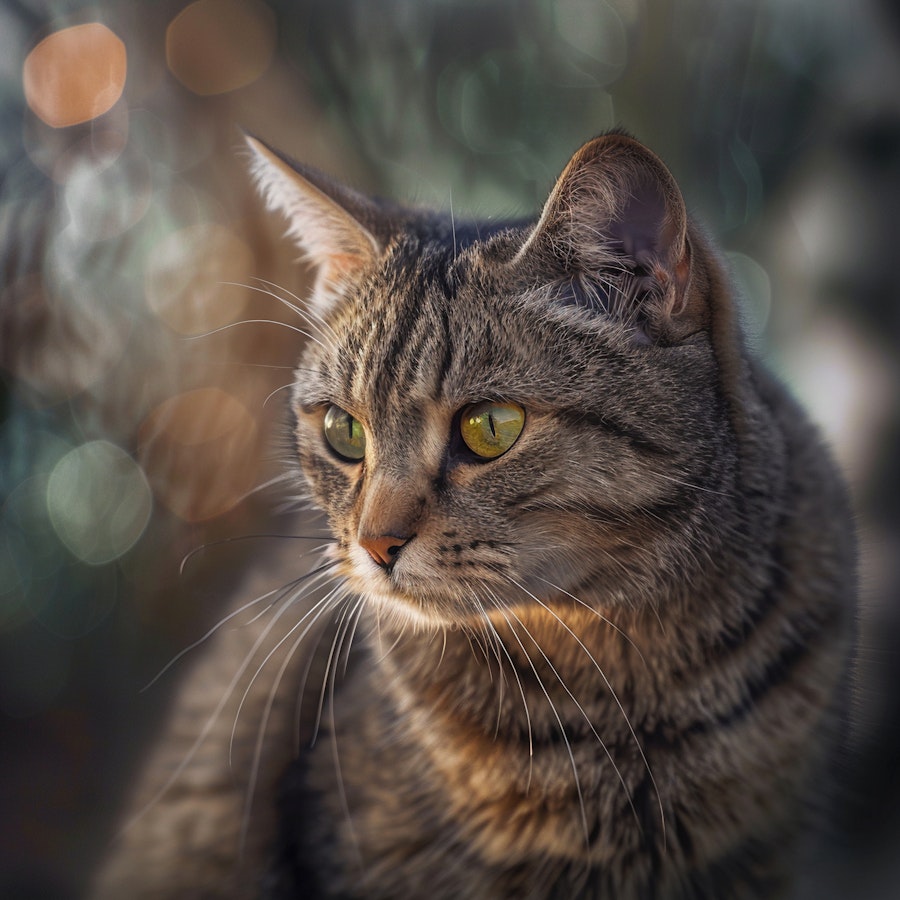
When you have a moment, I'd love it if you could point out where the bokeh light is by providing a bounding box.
[2,1,900,896]
[145,223,253,335]
[46,441,153,567]
[61,146,153,243]
[138,388,260,522]
[23,23,127,128]
[166,0,276,96]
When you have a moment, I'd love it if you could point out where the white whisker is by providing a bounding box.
[481,589,535,786]
[221,278,338,346]
[238,583,346,856]
[184,318,329,351]
[263,381,297,407]
[311,595,361,747]
[532,574,646,666]
[507,575,665,845]
[499,607,590,848]
[229,577,342,768]
[327,597,366,876]
[250,276,340,341]
[142,562,332,692]
[118,571,325,837]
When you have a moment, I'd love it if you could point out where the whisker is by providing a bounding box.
[221,278,338,346]
[434,626,449,672]
[288,556,356,755]
[311,597,360,747]
[263,381,297,407]
[327,596,366,876]
[141,562,333,692]
[179,533,333,576]
[200,360,298,371]
[482,589,535,779]
[238,583,346,856]
[118,569,328,836]
[467,618,497,682]
[249,276,340,341]
[498,607,590,847]
[233,471,297,502]
[651,469,732,498]
[183,318,329,351]
[532,574,646,666]
[292,626,328,757]
[507,576,665,846]
[242,597,281,627]
[341,598,366,677]
[476,600,507,738]
[229,577,342,768]
[372,616,410,664]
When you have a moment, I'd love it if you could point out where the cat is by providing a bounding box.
[245,131,857,899]
[90,130,856,899]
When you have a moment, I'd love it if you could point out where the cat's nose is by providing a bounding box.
[359,533,411,570]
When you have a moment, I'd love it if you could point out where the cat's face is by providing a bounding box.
[291,239,724,629]
[249,133,730,629]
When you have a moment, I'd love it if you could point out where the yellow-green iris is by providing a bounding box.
[460,401,525,459]
[323,405,366,460]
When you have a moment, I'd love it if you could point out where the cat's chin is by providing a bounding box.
[356,587,459,633]
[343,553,507,633]
[338,545,463,630]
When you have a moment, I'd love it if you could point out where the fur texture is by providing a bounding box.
[245,133,857,899]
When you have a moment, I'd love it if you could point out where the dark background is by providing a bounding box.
[1,0,899,896]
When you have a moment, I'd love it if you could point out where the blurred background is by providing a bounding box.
[0,0,898,896]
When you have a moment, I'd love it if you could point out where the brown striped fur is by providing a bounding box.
[240,132,856,899]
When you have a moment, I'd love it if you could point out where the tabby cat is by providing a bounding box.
[245,132,856,899]
[93,132,856,899]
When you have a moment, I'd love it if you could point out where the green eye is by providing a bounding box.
[460,401,525,459]
[323,405,366,461]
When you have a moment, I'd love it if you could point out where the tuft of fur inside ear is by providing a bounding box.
[244,134,383,315]
[516,132,703,343]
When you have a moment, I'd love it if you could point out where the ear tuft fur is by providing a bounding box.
[244,135,383,315]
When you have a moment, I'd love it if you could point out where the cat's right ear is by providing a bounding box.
[514,133,705,344]
[244,135,384,313]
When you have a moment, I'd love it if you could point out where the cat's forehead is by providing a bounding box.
[323,242,538,399]
[299,231,640,418]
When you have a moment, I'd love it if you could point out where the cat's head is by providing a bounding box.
[247,132,733,630]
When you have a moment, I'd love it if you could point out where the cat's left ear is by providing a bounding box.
[244,135,385,314]
[516,132,704,343]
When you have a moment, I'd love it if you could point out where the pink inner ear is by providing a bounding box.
[606,179,671,265]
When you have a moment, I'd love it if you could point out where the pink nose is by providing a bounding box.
[359,534,410,569]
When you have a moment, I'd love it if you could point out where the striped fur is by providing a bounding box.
[248,133,856,899]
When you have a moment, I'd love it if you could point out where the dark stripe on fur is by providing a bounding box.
[556,408,672,457]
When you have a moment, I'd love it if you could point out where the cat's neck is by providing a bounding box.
[353,589,725,865]
[369,578,741,739]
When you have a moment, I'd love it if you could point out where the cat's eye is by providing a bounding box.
[459,401,525,459]
[323,405,366,461]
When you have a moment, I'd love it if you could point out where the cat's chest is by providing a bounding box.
[289,643,663,891]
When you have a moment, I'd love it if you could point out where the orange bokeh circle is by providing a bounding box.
[23,23,127,128]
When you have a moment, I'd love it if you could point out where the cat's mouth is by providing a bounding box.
[341,541,515,629]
